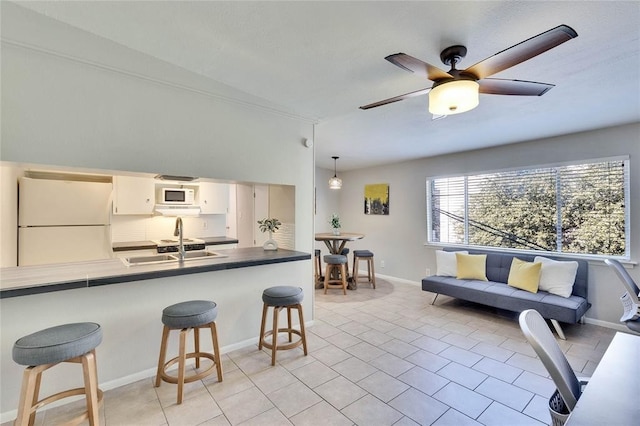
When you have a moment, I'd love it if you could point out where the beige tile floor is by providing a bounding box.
[7,277,616,425]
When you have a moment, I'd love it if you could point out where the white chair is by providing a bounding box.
[604,258,640,333]
[519,309,588,425]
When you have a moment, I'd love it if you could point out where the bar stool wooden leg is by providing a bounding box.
[15,365,42,426]
[209,322,223,381]
[369,258,376,288]
[259,303,268,350]
[323,264,332,294]
[155,325,170,388]
[271,306,279,366]
[287,306,293,342]
[194,326,201,369]
[340,264,347,295]
[82,350,100,425]
[296,304,308,355]
[176,328,189,404]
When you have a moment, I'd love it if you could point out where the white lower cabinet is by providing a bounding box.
[210,244,237,250]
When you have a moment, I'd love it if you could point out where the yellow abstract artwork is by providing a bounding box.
[364,183,389,215]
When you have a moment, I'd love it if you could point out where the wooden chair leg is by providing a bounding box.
[209,322,223,382]
[341,264,347,295]
[155,325,170,388]
[81,350,100,425]
[258,303,268,350]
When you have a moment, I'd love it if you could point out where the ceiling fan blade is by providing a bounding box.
[478,78,555,96]
[359,87,431,110]
[385,53,453,81]
[464,25,578,79]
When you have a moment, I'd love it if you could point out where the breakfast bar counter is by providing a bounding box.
[0,247,309,298]
[1,247,313,419]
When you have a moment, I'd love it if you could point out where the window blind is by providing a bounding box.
[427,158,629,257]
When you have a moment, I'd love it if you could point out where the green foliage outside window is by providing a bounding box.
[428,159,628,257]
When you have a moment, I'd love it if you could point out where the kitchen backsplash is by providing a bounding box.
[111,214,227,242]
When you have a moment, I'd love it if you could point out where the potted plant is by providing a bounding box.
[257,218,281,250]
[329,213,341,235]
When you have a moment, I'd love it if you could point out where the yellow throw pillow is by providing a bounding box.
[455,253,488,281]
[508,258,542,293]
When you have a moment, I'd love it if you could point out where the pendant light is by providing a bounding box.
[328,156,342,190]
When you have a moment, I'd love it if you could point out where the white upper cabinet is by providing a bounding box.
[113,176,155,215]
[199,182,229,215]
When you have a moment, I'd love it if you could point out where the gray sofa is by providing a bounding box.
[422,248,591,339]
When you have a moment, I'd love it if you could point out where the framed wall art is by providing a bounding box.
[364,183,389,215]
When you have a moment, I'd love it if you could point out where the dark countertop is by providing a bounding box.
[1,247,309,298]
[112,236,239,252]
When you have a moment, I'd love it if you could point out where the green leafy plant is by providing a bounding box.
[257,218,281,233]
[329,213,341,229]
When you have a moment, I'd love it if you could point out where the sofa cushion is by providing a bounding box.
[534,256,579,298]
[507,258,542,293]
[456,253,488,281]
[435,250,468,277]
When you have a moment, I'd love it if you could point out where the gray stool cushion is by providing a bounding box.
[262,286,304,306]
[354,250,374,257]
[324,254,347,264]
[162,300,218,329]
[13,322,102,366]
[340,248,350,255]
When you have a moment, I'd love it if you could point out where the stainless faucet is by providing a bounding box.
[173,217,185,261]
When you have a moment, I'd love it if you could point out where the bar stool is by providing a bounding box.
[259,286,308,366]
[324,254,348,295]
[353,250,376,288]
[12,322,103,426]
[155,300,223,404]
[314,249,324,286]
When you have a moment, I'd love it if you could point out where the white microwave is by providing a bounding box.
[161,188,195,205]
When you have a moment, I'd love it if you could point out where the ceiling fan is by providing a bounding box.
[360,25,578,116]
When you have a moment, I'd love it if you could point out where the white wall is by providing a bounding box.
[0,3,314,417]
[316,122,640,326]
[1,3,314,251]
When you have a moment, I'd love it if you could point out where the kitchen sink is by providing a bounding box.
[180,251,225,260]
[122,251,226,266]
[122,254,178,266]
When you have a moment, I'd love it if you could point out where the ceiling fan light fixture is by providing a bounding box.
[428,80,479,115]
[329,156,342,189]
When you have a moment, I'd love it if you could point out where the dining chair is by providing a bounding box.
[604,259,640,333]
[519,309,588,425]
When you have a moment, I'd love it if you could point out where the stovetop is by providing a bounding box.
[152,238,206,253]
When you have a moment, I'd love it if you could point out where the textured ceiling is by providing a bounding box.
[11,1,640,170]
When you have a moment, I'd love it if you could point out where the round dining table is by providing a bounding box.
[315,232,365,290]
[315,232,364,255]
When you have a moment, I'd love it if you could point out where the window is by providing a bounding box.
[427,158,629,258]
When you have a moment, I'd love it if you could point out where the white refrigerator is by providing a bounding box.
[18,177,113,266]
